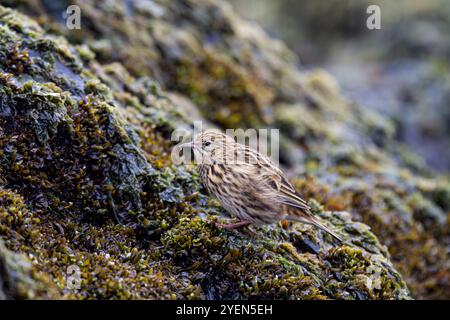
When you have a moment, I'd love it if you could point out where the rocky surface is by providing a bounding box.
[0,0,448,299]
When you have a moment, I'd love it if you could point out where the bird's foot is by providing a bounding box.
[280,220,291,230]
[215,220,251,230]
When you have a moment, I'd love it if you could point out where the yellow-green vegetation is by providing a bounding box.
[0,0,448,300]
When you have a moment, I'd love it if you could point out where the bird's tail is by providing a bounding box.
[288,213,343,243]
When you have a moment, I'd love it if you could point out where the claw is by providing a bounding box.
[215,220,251,230]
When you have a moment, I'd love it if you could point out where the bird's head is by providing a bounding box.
[180,129,236,165]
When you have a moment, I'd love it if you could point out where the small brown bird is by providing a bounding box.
[180,129,342,242]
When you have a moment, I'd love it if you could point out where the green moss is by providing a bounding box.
[3,0,449,300]
[406,193,446,226]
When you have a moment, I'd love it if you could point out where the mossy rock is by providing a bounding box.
[3,0,450,299]
[0,4,416,299]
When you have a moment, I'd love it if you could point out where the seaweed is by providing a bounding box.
[0,0,447,300]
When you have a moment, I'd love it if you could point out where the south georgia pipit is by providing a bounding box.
[178,129,342,242]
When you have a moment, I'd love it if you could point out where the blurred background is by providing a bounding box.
[229,0,450,172]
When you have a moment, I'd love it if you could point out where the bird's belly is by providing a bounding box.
[215,192,280,224]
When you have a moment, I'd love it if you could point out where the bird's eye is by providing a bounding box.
[203,141,211,147]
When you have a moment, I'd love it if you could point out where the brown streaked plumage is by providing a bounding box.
[181,129,342,242]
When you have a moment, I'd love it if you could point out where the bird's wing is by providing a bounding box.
[235,144,310,212]
[267,173,311,212]
[239,148,342,241]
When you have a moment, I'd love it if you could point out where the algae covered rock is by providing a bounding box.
[0,0,447,300]
[0,239,55,299]
[0,3,411,299]
[0,188,59,299]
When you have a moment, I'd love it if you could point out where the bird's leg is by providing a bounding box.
[215,220,251,230]
[280,220,291,230]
